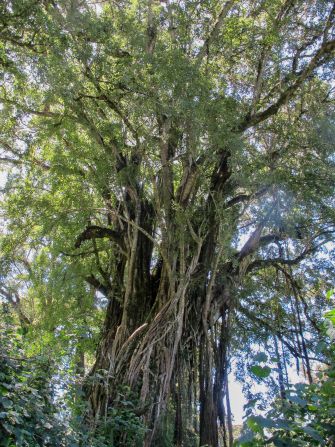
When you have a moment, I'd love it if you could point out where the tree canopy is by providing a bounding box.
[0,1,335,446]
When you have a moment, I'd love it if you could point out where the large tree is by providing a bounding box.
[1,1,335,446]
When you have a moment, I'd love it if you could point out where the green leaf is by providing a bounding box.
[250,365,271,379]
[307,404,318,411]
[288,395,308,406]
[0,398,13,409]
[324,309,335,324]
[254,352,268,363]
[252,416,274,429]
[301,426,323,442]
[238,429,254,444]
[251,415,290,430]
[326,289,334,300]
[273,437,298,447]
[247,417,263,434]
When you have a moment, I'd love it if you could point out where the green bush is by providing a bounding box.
[237,292,335,447]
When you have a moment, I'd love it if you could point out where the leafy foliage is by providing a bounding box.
[238,294,335,446]
[0,306,68,446]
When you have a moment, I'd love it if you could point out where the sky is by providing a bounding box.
[229,375,245,425]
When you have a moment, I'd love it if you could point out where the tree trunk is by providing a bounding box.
[274,335,286,400]
[199,337,219,447]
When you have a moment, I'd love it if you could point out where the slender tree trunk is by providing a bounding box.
[226,376,234,447]
[274,335,286,400]
[199,337,219,447]
[173,379,183,447]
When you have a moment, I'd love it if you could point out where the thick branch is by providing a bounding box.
[85,274,109,297]
[225,187,269,209]
[246,241,327,273]
[238,206,275,260]
[239,39,335,131]
[75,225,125,250]
[197,0,237,63]
[0,98,62,118]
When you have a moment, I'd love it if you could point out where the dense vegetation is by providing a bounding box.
[0,0,335,446]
